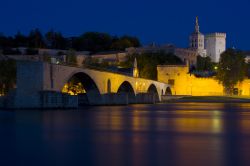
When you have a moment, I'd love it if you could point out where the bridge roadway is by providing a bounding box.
[14,61,171,108]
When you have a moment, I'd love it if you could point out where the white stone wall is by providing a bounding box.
[205,33,226,62]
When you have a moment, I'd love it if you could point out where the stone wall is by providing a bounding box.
[157,64,250,96]
[40,91,78,108]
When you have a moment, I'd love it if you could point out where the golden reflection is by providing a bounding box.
[170,111,223,133]
[94,110,125,131]
[240,112,250,134]
[132,110,150,131]
[110,113,123,130]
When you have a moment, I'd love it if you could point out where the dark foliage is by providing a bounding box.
[216,49,246,95]
[0,30,141,54]
[196,55,213,71]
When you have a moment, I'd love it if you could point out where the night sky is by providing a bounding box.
[0,0,249,50]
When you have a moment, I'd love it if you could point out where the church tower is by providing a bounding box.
[133,58,139,78]
[189,17,206,56]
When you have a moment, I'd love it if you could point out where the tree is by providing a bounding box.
[62,76,86,95]
[0,34,14,49]
[111,38,133,51]
[45,30,67,49]
[14,31,28,47]
[72,32,113,52]
[216,49,246,95]
[196,55,213,71]
[28,28,46,48]
[66,49,77,65]
[120,35,141,47]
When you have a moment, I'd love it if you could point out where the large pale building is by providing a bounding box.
[205,33,226,62]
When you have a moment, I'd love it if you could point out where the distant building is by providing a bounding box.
[240,51,250,63]
[126,44,198,66]
[91,51,127,64]
[188,17,227,62]
[174,48,197,65]
[126,17,226,65]
[189,16,206,57]
[205,33,226,62]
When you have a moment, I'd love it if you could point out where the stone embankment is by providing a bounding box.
[0,91,159,109]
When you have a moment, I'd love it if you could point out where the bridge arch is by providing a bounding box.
[147,84,160,102]
[165,87,172,95]
[117,81,135,94]
[62,72,102,104]
[117,81,136,103]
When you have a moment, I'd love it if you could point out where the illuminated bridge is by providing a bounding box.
[13,61,171,108]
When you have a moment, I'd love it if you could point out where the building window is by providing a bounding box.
[168,79,175,86]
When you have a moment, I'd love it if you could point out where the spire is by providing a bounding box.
[134,57,137,68]
[133,58,139,77]
[195,16,199,33]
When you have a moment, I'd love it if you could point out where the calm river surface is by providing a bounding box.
[1,103,250,166]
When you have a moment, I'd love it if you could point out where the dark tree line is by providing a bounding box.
[0,29,141,53]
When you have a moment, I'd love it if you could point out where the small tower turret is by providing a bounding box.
[133,58,139,77]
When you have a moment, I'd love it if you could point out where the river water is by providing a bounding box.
[1,103,250,166]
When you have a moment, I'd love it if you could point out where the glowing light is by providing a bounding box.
[62,82,86,95]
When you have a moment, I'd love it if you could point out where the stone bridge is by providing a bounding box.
[14,61,171,108]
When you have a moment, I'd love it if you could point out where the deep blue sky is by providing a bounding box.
[0,0,249,50]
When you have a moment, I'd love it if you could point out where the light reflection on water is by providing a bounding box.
[0,103,250,166]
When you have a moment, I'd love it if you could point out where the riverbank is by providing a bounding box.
[164,96,250,103]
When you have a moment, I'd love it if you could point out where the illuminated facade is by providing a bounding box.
[157,64,250,96]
